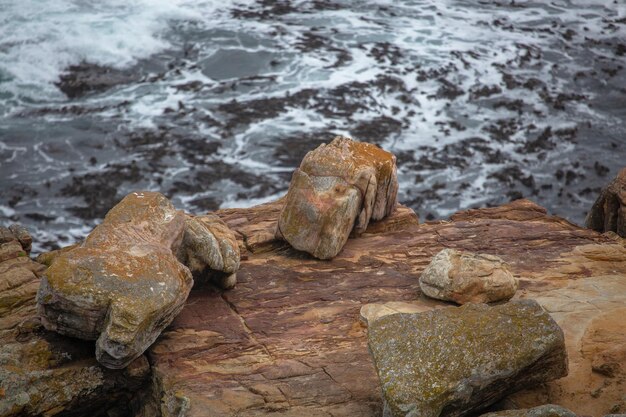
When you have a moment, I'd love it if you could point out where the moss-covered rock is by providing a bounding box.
[367,300,567,417]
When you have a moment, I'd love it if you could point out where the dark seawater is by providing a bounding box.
[1,0,625,253]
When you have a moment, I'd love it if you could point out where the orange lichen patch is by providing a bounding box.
[344,138,396,182]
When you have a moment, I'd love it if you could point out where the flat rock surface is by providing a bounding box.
[147,198,626,416]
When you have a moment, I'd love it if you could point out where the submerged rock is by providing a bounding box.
[276,136,398,259]
[585,167,626,237]
[419,249,518,304]
[367,300,568,417]
[480,405,577,417]
[55,62,140,98]
[37,191,194,369]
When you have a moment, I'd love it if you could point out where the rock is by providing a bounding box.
[136,198,626,417]
[176,214,241,290]
[0,338,150,417]
[6,197,626,416]
[585,167,626,237]
[37,191,194,369]
[367,300,568,417]
[0,226,45,331]
[55,62,140,99]
[480,405,577,417]
[419,248,518,304]
[276,136,398,259]
[8,224,32,254]
[359,301,443,326]
[0,228,150,417]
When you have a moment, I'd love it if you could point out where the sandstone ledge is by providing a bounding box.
[2,198,625,416]
[145,199,626,416]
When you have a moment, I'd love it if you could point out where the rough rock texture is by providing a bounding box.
[276,136,399,259]
[480,405,577,417]
[176,214,240,290]
[419,248,518,304]
[0,227,151,417]
[368,300,567,417]
[585,167,626,237]
[138,198,626,416]
[0,226,42,329]
[37,191,195,369]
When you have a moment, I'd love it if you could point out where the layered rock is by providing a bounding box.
[0,226,151,417]
[481,405,577,417]
[419,248,518,304]
[367,300,567,417]
[141,198,625,416]
[36,192,194,369]
[0,225,43,330]
[4,197,626,415]
[276,136,398,259]
[585,167,626,237]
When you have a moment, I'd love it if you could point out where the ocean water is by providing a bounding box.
[0,0,625,253]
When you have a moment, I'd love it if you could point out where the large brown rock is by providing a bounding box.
[419,248,518,304]
[139,198,626,416]
[37,191,242,369]
[37,191,194,369]
[0,226,151,417]
[585,167,626,237]
[367,300,567,417]
[276,136,398,259]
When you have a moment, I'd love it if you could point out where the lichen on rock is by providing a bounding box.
[37,191,194,369]
[367,300,568,417]
[276,136,398,259]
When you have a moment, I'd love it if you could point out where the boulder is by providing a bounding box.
[419,248,518,304]
[585,167,626,237]
[367,300,568,417]
[480,405,576,417]
[37,191,194,369]
[276,136,398,259]
[36,191,242,369]
[0,226,150,417]
[176,214,241,289]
